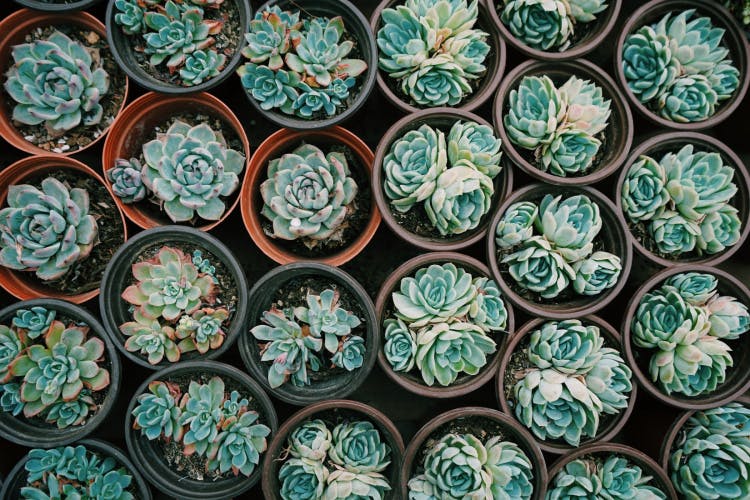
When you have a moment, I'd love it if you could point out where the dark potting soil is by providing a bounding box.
[3,25,127,154]
[258,143,372,258]
[18,170,125,295]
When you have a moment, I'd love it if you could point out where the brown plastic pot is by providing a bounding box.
[401,407,547,499]
[493,58,633,185]
[547,442,677,500]
[370,0,506,114]
[262,400,405,499]
[622,265,750,410]
[0,156,128,303]
[0,9,128,156]
[615,0,750,131]
[496,315,637,454]
[101,92,250,232]
[241,126,380,266]
[484,0,622,61]
[375,252,515,398]
[615,132,750,268]
[486,183,632,319]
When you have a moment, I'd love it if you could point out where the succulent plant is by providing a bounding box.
[424,165,494,236]
[260,144,357,245]
[621,155,670,222]
[179,376,225,456]
[45,392,94,429]
[291,83,338,117]
[191,250,216,279]
[665,272,718,305]
[0,177,99,281]
[504,75,565,149]
[407,474,438,499]
[88,468,134,499]
[484,436,535,499]
[12,307,55,342]
[376,5,431,78]
[567,0,608,22]
[175,307,228,355]
[331,336,366,372]
[572,251,623,296]
[658,75,718,123]
[237,64,301,115]
[447,121,503,177]
[323,469,391,499]
[698,205,742,255]
[4,30,110,136]
[289,419,332,461]
[558,75,611,135]
[527,320,604,374]
[584,347,633,415]
[536,193,603,262]
[114,0,146,35]
[403,0,479,34]
[383,318,417,373]
[709,61,741,100]
[220,391,248,419]
[122,246,215,322]
[329,420,391,473]
[468,277,508,333]
[120,309,180,365]
[421,433,492,498]
[293,289,361,354]
[706,295,750,340]
[107,158,147,204]
[442,28,490,79]
[0,382,23,416]
[622,26,679,103]
[651,335,732,396]
[279,458,329,500]
[402,54,472,107]
[547,458,603,498]
[25,447,67,483]
[502,236,576,299]
[656,10,728,75]
[207,409,270,476]
[540,130,601,177]
[599,455,666,499]
[0,326,26,383]
[495,201,539,249]
[141,119,245,222]
[242,12,295,70]
[132,381,183,441]
[180,49,227,86]
[632,286,708,351]
[650,210,700,255]
[501,0,573,51]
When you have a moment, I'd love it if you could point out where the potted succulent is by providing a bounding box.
[261,400,405,499]
[371,0,505,114]
[375,252,514,398]
[238,0,377,130]
[13,0,103,12]
[372,108,513,251]
[0,156,128,303]
[496,316,636,454]
[623,266,750,410]
[401,407,547,499]
[0,439,152,500]
[0,299,121,448]
[615,0,749,130]
[485,0,622,60]
[546,443,676,499]
[101,92,250,231]
[660,400,750,499]
[493,59,633,185]
[616,132,750,268]
[125,360,277,499]
[99,225,248,370]
[0,8,128,156]
[106,0,251,93]
[240,263,377,406]
[241,126,380,266]
[487,184,631,319]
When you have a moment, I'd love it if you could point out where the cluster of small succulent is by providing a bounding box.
[260,144,358,249]
[107,119,245,224]
[114,0,228,86]
[377,0,490,107]
[238,7,367,119]
[277,417,392,499]
[505,75,611,177]
[408,431,535,499]
[547,455,667,499]
[119,246,230,365]
[496,193,622,299]
[511,320,632,447]
[20,445,135,499]
[669,402,750,499]
[132,376,271,477]
[0,308,110,429]
[622,9,740,123]
[632,272,750,397]
[251,288,365,389]
[383,263,506,387]
[383,120,503,235]
[621,144,741,257]
[499,0,609,52]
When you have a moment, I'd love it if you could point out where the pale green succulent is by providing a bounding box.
[237,64,301,115]
[242,11,295,70]
[329,420,391,473]
[331,336,366,372]
[279,458,329,500]
[143,1,217,70]
[656,10,729,75]
[88,468,135,499]
[632,286,708,351]
[504,75,565,149]
[293,289,361,354]
[114,0,146,35]
[441,28,491,79]
[377,5,432,78]
[0,325,25,384]
[527,319,604,374]
[179,376,224,456]
[709,61,741,99]
[558,75,611,135]
[421,433,492,498]
[664,272,718,305]
[206,409,270,477]
[12,307,55,340]
[495,201,539,249]
[45,392,94,429]
[706,295,750,340]
[424,165,494,236]
[536,193,602,262]
[402,54,472,107]
[502,236,576,299]
[541,130,601,177]
[651,335,732,396]
[572,251,623,296]
[407,474,438,499]
[621,155,670,222]
[120,308,180,365]
[546,458,603,499]
[107,158,147,205]
[404,0,479,35]
[698,205,742,255]
[501,0,573,51]
[650,210,700,255]
[383,318,417,373]
[567,0,608,23]
[132,380,183,441]
[174,307,228,355]
[622,26,680,103]
[658,75,718,123]
[447,121,503,177]
[0,382,23,416]
[468,277,508,333]
[599,455,666,499]
[484,436,535,499]
[289,419,332,461]
[180,50,227,86]
[584,347,633,415]
[323,469,390,499]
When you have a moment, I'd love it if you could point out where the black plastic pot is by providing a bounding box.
[242,0,377,130]
[124,361,277,500]
[13,0,102,12]
[0,299,121,448]
[99,225,249,370]
[1,438,152,499]
[239,262,378,405]
[105,0,251,94]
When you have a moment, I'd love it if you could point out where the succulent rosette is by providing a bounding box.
[504,75,565,149]
[495,201,539,249]
[621,155,670,222]
[501,0,573,51]
[424,165,494,236]
[502,236,576,299]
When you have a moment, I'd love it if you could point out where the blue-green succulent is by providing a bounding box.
[179,376,225,456]
[495,201,539,249]
[536,193,603,262]
[45,392,94,429]
[11,307,55,340]
[107,158,147,204]
[447,121,502,177]
[331,336,365,372]
[293,289,361,354]
[650,210,701,255]
[698,205,742,255]
[0,382,23,416]
[383,318,417,373]
[132,380,183,441]
[206,409,270,476]
[425,165,494,236]
[0,325,26,383]
[242,11,295,70]
[237,64,301,115]
[180,50,227,86]
[468,277,508,333]
[541,130,601,177]
[114,0,146,35]
[584,347,633,415]
[502,236,576,299]
[142,1,217,69]
[484,436,535,499]
[376,5,431,78]
[174,307,229,355]
[621,155,670,222]
[622,26,679,103]
[665,272,718,305]
[120,309,180,365]
[279,458,328,500]
[527,319,604,374]
[324,469,391,499]
[417,433,492,498]
[329,420,391,473]
[504,75,565,149]
[501,0,573,51]
[289,419,332,461]
[706,295,750,340]
[572,251,623,296]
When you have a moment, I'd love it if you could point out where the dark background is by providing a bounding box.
[0,0,748,497]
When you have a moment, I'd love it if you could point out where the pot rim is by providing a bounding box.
[13,0,102,11]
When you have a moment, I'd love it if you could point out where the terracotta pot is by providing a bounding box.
[105,0,251,94]
[13,0,102,11]
[124,361,277,500]
[101,92,250,231]
[372,107,514,251]
[0,9,129,156]
[241,126,380,266]
[0,156,128,304]
[486,183,632,319]
[243,0,377,130]
[401,407,547,499]
[615,131,750,268]
[614,0,750,131]
[622,265,750,409]
[370,0,506,114]
[547,442,677,500]
[496,315,637,454]
[262,400,405,499]
[375,252,515,398]
[239,262,378,405]
[493,58,633,185]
